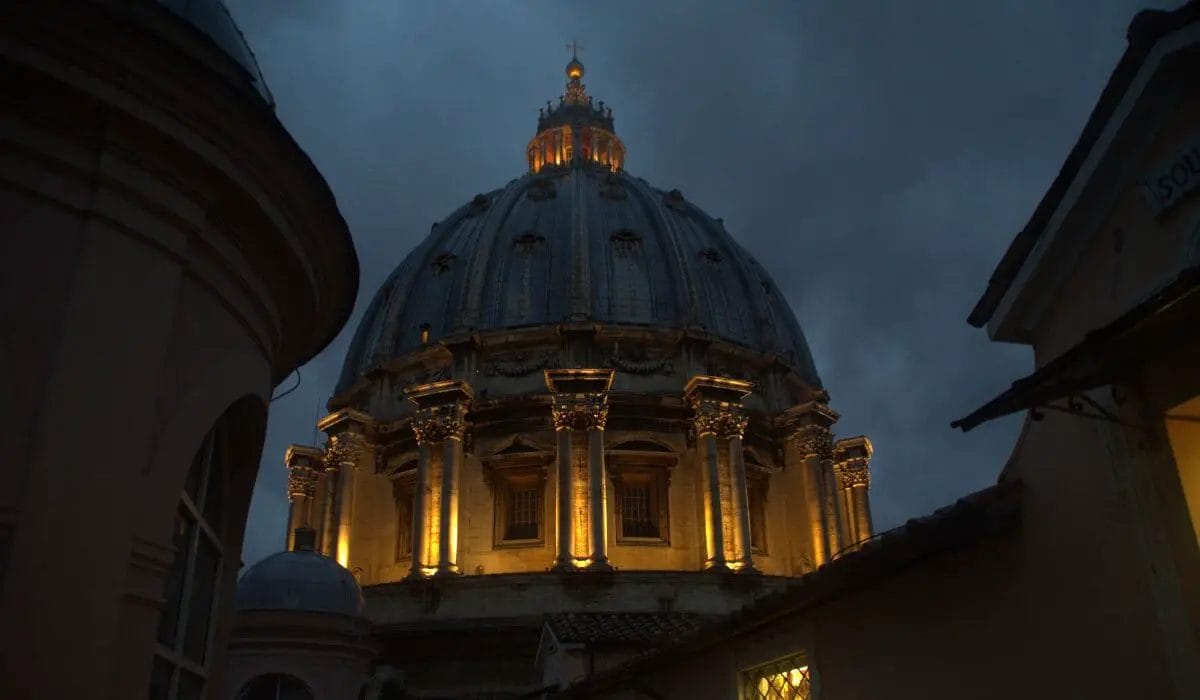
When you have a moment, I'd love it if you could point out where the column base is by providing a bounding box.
[583,558,614,573]
[703,559,731,572]
[730,561,761,574]
[433,565,461,577]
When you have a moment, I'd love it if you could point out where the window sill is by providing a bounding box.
[615,536,671,547]
[493,538,545,550]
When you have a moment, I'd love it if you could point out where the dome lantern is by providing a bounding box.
[528,43,626,173]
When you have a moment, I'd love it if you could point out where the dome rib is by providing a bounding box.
[335,166,822,394]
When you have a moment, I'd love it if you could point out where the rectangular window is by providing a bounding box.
[507,484,540,540]
[394,477,415,561]
[494,472,544,547]
[740,653,813,700]
[614,470,669,545]
[748,479,768,555]
[621,484,657,538]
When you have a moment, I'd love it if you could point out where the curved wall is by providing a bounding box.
[0,2,358,698]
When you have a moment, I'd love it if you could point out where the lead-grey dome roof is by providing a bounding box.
[236,550,363,616]
[337,164,821,393]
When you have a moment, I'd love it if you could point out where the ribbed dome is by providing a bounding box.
[236,550,363,616]
[337,164,821,393]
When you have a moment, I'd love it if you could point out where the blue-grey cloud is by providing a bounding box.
[227,0,1172,568]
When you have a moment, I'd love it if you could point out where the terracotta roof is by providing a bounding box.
[967,0,1200,329]
[557,480,1023,696]
[546,612,705,646]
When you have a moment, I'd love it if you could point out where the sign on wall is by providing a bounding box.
[1141,136,1200,216]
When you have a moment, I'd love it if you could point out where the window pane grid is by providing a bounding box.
[505,484,540,541]
[151,423,228,700]
[740,654,811,700]
[621,484,659,538]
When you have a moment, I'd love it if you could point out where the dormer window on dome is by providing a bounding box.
[527,45,626,174]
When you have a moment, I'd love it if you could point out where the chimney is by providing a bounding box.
[292,526,317,552]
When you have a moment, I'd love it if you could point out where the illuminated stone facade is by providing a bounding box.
[562,4,1200,698]
[230,55,878,697]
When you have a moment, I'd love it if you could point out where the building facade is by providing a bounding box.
[229,56,878,698]
[565,2,1200,698]
[0,2,358,699]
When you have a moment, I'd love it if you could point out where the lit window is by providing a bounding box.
[740,653,812,700]
[748,477,768,554]
[149,426,229,700]
[621,484,656,537]
[494,471,544,546]
[613,469,669,544]
[608,443,675,546]
[393,472,416,561]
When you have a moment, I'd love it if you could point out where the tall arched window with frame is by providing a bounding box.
[149,424,230,700]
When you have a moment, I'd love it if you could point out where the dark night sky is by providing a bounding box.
[226,0,1173,568]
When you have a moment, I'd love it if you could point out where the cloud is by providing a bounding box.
[226,0,1166,568]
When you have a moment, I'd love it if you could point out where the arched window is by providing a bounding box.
[236,673,314,700]
[149,423,230,699]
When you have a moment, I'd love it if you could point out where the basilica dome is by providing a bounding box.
[338,168,820,394]
[336,57,818,396]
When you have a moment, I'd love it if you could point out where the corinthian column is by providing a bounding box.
[788,424,833,568]
[284,445,323,550]
[406,380,473,578]
[546,369,615,571]
[685,376,754,572]
[324,432,362,568]
[834,436,874,548]
[318,409,373,568]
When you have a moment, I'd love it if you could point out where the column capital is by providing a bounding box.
[691,398,749,438]
[412,403,469,444]
[685,375,753,439]
[405,379,473,445]
[788,424,834,460]
[834,435,873,488]
[324,432,362,471]
[285,444,325,499]
[551,392,609,431]
[286,465,319,500]
[545,368,614,431]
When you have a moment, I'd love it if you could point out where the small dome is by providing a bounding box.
[236,550,364,616]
